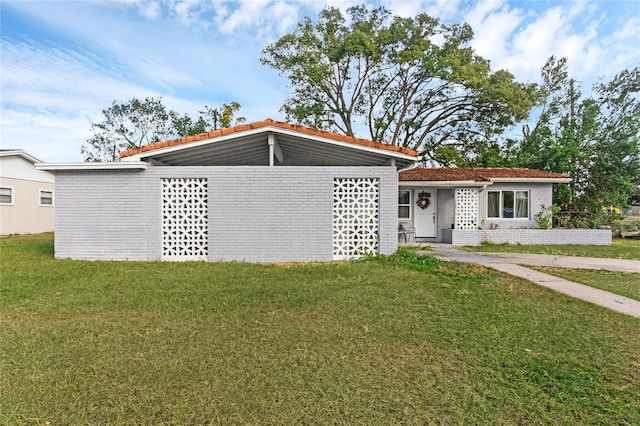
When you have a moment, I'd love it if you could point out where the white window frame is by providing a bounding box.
[398,189,412,219]
[39,189,54,206]
[0,186,14,205]
[487,190,529,219]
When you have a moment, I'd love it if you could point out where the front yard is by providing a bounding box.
[1,234,639,424]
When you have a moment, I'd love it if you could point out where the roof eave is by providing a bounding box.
[0,149,44,164]
[35,162,148,171]
[399,180,490,187]
[122,125,419,163]
[490,177,572,183]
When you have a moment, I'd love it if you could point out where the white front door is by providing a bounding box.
[414,188,436,238]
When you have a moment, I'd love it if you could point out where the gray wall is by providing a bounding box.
[400,183,554,243]
[437,188,455,238]
[54,166,398,262]
[448,229,611,246]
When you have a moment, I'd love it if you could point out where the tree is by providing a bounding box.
[504,57,640,221]
[81,97,172,162]
[260,5,538,164]
[169,102,245,138]
[81,97,245,162]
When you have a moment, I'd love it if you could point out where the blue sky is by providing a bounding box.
[1,0,639,162]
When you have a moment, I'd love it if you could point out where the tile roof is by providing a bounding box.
[120,118,419,159]
[399,167,570,182]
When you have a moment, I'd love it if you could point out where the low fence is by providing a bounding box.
[442,228,612,246]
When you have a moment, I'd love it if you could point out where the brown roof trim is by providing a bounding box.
[399,167,570,182]
[120,118,419,159]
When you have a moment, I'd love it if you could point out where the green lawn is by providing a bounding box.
[466,238,640,260]
[530,267,640,302]
[1,234,639,424]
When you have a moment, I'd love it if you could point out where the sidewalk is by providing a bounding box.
[476,252,640,273]
[421,247,640,319]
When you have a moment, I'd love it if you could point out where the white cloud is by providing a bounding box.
[215,0,270,34]
[463,0,525,66]
[456,1,638,85]
[381,0,425,18]
[138,0,161,20]
[1,110,94,162]
[423,0,463,21]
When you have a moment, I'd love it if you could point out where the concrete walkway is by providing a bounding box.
[422,247,640,318]
[476,252,640,273]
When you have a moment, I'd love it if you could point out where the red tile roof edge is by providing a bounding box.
[119,118,420,159]
[399,167,570,182]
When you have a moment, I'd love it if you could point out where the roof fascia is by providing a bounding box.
[490,177,572,183]
[271,126,419,161]
[122,125,419,162]
[35,162,148,171]
[399,180,490,187]
[121,127,269,161]
[0,150,43,164]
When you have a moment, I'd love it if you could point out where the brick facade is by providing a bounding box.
[446,229,612,246]
[54,166,398,262]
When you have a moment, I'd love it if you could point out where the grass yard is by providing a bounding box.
[529,267,640,302]
[466,238,640,260]
[1,234,639,424]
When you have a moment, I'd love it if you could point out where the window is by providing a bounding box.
[398,190,411,219]
[487,190,529,219]
[40,190,54,206]
[0,187,13,205]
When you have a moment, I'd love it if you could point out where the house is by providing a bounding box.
[0,150,55,236]
[36,119,419,262]
[398,167,610,246]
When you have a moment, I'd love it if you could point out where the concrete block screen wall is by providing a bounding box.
[54,166,398,262]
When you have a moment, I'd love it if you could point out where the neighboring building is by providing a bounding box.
[0,150,55,236]
[398,167,609,246]
[37,119,419,262]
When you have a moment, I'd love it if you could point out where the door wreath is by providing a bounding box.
[416,191,431,209]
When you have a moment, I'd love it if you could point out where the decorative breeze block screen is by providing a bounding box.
[161,178,208,261]
[333,178,379,260]
[455,188,479,230]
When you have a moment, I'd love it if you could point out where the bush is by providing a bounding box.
[534,204,561,229]
[554,210,623,229]
[360,247,441,271]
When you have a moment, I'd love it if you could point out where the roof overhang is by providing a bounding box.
[400,177,572,187]
[35,162,148,171]
[489,177,572,183]
[399,180,489,188]
[122,125,418,168]
[0,149,44,164]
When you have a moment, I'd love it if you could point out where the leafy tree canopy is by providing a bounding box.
[503,56,640,217]
[261,5,538,164]
[81,97,244,162]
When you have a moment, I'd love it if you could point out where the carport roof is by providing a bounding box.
[119,119,419,168]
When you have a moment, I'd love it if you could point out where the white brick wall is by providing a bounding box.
[54,166,398,262]
[55,171,153,260]
[448,229,611,246]
[437,189,455,234]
